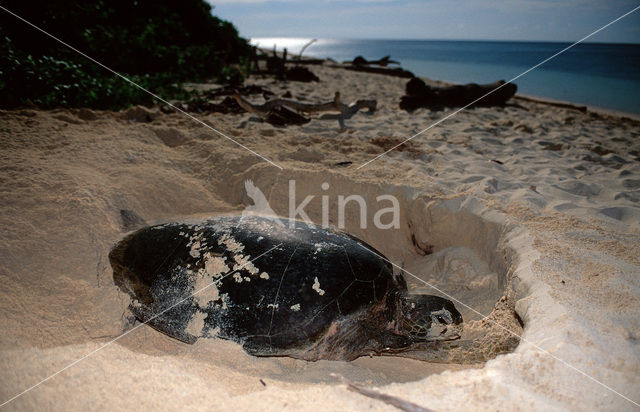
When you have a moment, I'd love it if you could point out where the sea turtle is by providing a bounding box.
[109,215,462,361]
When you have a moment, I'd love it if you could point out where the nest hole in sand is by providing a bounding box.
[114,167,522,392]
[115,169,524,387]
[226,169,523,370]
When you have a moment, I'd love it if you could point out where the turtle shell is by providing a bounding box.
[109,215,403,354]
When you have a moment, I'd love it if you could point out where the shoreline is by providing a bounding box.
[260,37,640,120]
[265,48,640,121]
[514,93,640,121]
[252,36,640,48]
[413,73,640,121]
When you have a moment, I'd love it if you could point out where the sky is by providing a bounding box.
[208,0,640,43]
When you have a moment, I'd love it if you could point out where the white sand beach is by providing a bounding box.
[1,64,639,411]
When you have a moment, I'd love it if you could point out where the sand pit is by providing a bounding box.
[217,168,523,365]
[1,65,639,410]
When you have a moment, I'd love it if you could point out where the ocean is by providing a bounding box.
[251,38,640,115]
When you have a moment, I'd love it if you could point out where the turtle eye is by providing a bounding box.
[436,315,445,323]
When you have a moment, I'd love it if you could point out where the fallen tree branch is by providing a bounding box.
[400,77,517,111]
[285,58,327,65]
[344,55,400,66]
[329,63,414,78]
[232,92,376,127]
[297,38,317,60]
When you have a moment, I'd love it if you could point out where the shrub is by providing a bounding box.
[0,0,253,109]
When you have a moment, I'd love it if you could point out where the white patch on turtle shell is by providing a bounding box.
[233,253,259,275]
[312,277,325,296]
[233,273,243,283]
[219,293,229,310]
[290,303,301,311]
[218,233,244,253]
[203,253,228,278]
[192,270,220,306]
[185,310,207,337]
[267,303,279,309]
[130,298,143,311]
[189,241,202,258]
[191,252,229,306]
[259,272,269,280]
[205,326,220,338]
[186,233,197,245]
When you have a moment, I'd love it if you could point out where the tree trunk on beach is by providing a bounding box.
[400,77,517,111]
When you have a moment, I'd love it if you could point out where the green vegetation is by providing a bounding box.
[0,0,253,109]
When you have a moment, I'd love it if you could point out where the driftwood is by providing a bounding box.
[344,55,400,67]
[232,92,377,127]
[262,45,320,82]
[264,46,288,78]
[297,38,317,60]
[265,106,310,126]
[287,58,326,65]
[164,96,245,115]
[286,66,319,82]
[331,63,414,78]
[162,85,275,115]
[400,77,517,111]
[333,55,412,77]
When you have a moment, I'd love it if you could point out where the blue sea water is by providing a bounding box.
[252,38,640,115]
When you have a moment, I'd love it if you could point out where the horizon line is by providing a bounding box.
[248,35,640,46]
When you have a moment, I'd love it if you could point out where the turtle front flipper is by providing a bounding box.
[240,318,373,361]
[110,223,203,344]
[128,300,198,344]
[242,337,288,357]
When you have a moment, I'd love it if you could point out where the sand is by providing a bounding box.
[1,64,639,411]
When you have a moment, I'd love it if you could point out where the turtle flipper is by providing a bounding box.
[379,332,412,350]
[242,337,294,357]
[129,303,198,344]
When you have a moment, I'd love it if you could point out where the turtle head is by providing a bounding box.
[401,294,463,341]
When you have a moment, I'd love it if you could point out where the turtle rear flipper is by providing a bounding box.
[120,209,147,231]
